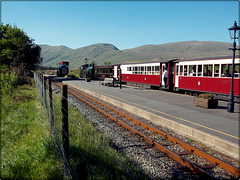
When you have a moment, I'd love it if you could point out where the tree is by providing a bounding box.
[103,60,111,65]
[0,24,42,75]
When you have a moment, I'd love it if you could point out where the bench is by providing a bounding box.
[101,78,114,87]
[100,78,121,87]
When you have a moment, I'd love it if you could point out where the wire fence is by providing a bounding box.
[34,73,153,180]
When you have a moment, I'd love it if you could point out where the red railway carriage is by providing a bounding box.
[174,56,240,96]
[121,62,162,86]
[120,56,240,96]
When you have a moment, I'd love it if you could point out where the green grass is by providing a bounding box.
[1,85,64,179]
[69,69,80,78]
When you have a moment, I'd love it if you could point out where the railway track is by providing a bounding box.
[53,81,239,179]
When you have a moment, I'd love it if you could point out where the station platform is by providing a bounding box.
[61,79,239,159]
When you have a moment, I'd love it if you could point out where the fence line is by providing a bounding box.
[34,73,75,179]
[34,73,185,180]
[34,73,151,179]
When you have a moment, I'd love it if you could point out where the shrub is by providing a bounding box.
[0,71,19,96]
[198,93,214,100]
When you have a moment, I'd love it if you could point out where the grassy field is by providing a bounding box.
[1,84,64,179]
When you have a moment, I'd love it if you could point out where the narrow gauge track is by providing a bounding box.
[53,81,239,179]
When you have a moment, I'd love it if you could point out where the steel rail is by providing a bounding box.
[53,81,240,178]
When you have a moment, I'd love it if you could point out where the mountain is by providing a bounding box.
[40,45,73,67]
[40,41,233,68]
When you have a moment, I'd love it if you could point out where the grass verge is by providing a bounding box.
[1,80,147,179]
[1,84,64,179]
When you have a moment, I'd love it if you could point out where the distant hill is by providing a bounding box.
[40,45,73,66]
[40,41,233,68]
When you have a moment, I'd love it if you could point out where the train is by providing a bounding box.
[120,56,240,96]
[82,55,240,96]
[57,61,69,77]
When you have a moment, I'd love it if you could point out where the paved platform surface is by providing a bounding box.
[62,79,239,147]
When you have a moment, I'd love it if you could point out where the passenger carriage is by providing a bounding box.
[94,65,114,79]
[121,62,162,86]
[120,60,177,89]
[119,55,240,96]
[174,56,240,96]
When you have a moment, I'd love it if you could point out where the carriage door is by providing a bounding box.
[114,65,120,82]
[114,65,118,80]
[169,62,174,91]
[175,64,179,88]
[161,63,167,88]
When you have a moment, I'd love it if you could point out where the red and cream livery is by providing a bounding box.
[120,56,240,96]
[121,62,161,86]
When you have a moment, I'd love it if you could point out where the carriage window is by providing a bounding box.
[146,66,151,74]
[106,67,109,73]
[138,66,141,74]
[155,66,160,75]
[140,66,144,74]
[203,64,213,77]
[127,67,132,71]
[180,65,183,76]
[197,65,202,76]
[220,64,240,78]
[176,65,179,75]
[151,66,154,74]
[214,64,220,77]
[221,64,231,77]
[234,64,240,78]
[134,66,138,74]
[189,65,196,76]
[133,66,137,74]
[184,65,188,76]
[142,66,145,74]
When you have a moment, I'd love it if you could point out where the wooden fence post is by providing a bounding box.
[48,78,54,126]
[43,76,47,108]
[61,85,69,164]
[41,74,44,98]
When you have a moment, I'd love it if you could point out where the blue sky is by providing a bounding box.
[1,1,239,50]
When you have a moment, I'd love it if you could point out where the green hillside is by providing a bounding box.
[41,45,73,67]
[40,41,233,68]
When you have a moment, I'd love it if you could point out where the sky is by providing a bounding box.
[1,1,239,50]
